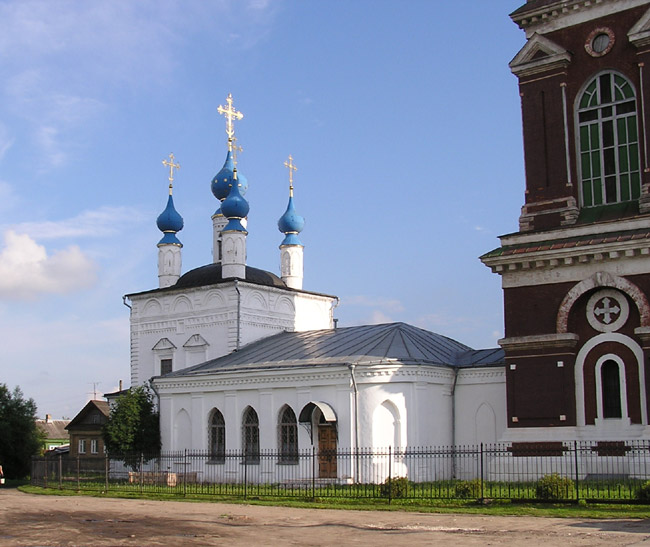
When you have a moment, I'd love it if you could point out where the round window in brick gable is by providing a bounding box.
[585,28,615,57]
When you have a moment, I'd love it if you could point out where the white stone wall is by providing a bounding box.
[454,367,507,446]
[154,363,507,483]
[128,281,336,386]
[156,363,506,452]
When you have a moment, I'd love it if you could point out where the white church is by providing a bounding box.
[124,94,507,474]
[124,0,650,482]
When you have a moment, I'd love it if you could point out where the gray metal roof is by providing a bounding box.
[164,322,504,378]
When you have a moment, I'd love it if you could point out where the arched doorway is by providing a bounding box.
[299,401,337,478]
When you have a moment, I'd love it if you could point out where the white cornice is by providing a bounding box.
[500,216,650,246]
[482,235,650,278]
[152,362,501,394]
[512,0,650,38]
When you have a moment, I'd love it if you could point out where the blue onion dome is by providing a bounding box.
[278,196,304,234]
[211,150,235,201]
[157,194,184,233]
[156,194,184,245]
[278,196,304,246]
[221,180,249,232]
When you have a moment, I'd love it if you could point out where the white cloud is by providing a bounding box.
[9,206,147,240]
[0,230,97,299]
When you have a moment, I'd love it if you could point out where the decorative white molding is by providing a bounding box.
[183,334,209,348]
[586,289,630,332]
[628,6,650,47]
[509,33,571,77]
[557,272,650,332]
[574,332,647,427]
[594,353,630,422]
[499,333,579,352]
[152,338,177,351]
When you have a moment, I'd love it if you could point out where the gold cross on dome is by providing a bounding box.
[162,153,180,194]
[217,93,244,149]
[284,155,297,196]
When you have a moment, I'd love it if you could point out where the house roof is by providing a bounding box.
[163,322,504,379]
[65,400,110,430]
[35,419,70,440]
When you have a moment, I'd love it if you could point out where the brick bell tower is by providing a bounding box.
[482,0,650,441]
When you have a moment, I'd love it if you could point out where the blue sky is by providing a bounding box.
[0,0,526,419]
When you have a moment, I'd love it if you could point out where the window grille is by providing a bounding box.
[278,406,298,464]
[209,409,226,463]
[242,407,259,463]
[160,359,173,375]
[577,72,640,206]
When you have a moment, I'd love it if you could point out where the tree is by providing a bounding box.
[0,384,44,479]
[102,385,161,469]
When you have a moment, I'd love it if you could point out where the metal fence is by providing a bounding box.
[31,440,650,503]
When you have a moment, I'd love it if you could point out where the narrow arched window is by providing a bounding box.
[242,406,259,463]
[208,409,225,463]
[602,360,622,418]
[278,405,298,464]
[578,72,640,206]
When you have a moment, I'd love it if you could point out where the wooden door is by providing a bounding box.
[318,424,337,478]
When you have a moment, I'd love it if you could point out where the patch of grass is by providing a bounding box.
[19,485,650,518]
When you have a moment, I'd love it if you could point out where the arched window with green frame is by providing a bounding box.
[577,71,641,207]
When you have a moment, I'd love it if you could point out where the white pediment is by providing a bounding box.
[629,7,650,47]
[152,337,177,351]
[183,334,209,348]
[509,33,571,77]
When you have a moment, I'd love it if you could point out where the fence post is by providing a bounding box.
[76,455,80,491]
[244,452,248,500]
[184,449,188,497]
[574,440,580,503]
[58,454,62,490]
[388,446,392,505]
[479,443,484,502]
[140,453,144,494]
[312,446,316,501]
[104,453,109,492]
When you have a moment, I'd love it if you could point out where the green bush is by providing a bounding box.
[380,476,409,498]
[636,481,650,502]
[455,479,482,499]
[535,474,575,501]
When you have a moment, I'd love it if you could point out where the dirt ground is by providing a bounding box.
[2,489,650,546]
